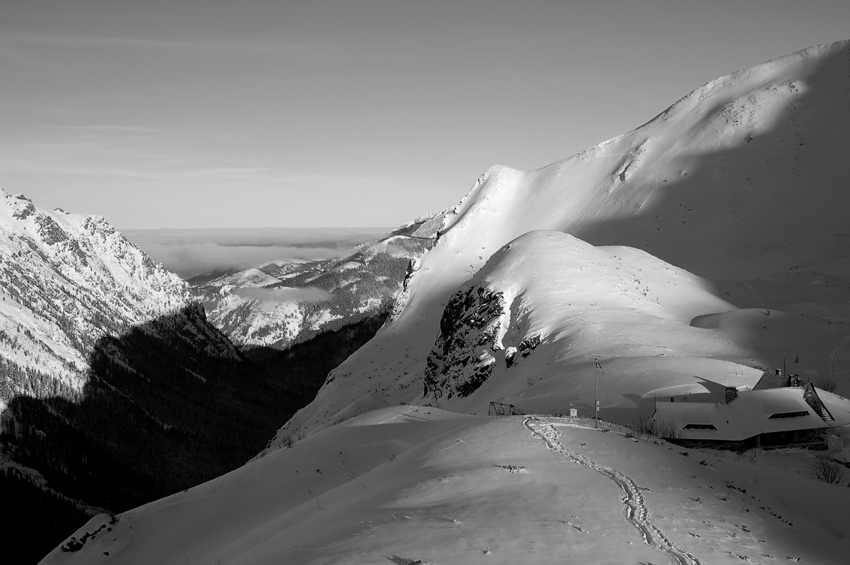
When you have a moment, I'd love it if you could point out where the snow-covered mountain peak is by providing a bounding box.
[0,191,212,391]
[634,40,845,133]
[266,39,850,444]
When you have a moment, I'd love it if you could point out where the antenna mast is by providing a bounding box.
[594,357,601,429]
[594,331,600,429]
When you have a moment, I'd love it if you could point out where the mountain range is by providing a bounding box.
[0,191,352,563]
[266,39,850,446]
[20,39,850,564]
[189,212,445,350]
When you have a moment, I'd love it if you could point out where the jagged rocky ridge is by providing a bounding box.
[0,189,237,398]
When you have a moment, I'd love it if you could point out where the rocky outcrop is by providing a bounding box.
[504,334,542,368]
[424,285,506,399]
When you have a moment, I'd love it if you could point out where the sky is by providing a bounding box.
[1,0,849,231]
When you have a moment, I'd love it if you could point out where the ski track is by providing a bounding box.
[830,333,850,380]
[524,417,703,565]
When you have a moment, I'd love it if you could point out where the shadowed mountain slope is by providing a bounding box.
[0,191,387,563]
[1,306,307,564]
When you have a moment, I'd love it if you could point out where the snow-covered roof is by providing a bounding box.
[818,389,850,426]
[654,386,850,442]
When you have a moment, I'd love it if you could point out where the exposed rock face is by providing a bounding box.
[504,334,541,369]
[424,285,506,399]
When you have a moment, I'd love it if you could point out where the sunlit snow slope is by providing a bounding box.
[269,40,850,443]
[44,408,850,565]
[421,231,770,419]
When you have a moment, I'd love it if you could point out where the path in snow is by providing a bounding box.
[830,333,850,382]
[524,417,703,565]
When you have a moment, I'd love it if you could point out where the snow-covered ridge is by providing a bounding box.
[423,231,750,406]
[193,212,447,350]
[267,39,850,444]
[0,189,226,393]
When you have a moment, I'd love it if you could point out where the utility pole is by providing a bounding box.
[594,330,601,429]
[783,354,787,384]
[594,357,602,429]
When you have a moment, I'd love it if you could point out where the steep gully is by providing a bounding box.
[524,417,703,565]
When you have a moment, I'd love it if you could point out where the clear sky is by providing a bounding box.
[2,0,849,229]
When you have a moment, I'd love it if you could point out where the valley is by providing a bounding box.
[0,192,398,563]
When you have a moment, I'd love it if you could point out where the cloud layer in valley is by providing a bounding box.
[231,286,332,304]
[124,227,389,278]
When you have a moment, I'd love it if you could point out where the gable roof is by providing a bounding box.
[652,386,844,442]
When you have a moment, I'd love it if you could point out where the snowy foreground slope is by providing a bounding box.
[268,40,850,443]
[44,407,850,565]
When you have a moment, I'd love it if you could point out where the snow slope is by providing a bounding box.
[421,230,767,420]
[268,40,850,443]
[44,407,850,565]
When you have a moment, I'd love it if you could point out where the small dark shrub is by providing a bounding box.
[812,454,844,484]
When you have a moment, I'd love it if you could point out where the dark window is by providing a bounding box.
[683,423,717,430]
[768,411,810,419]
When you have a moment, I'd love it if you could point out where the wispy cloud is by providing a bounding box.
[126,228,388,248]
[0,139,431,192]
[40,124,167,134]
[2,33,386,63]
[136,242,344,279]
[232,286,332,304]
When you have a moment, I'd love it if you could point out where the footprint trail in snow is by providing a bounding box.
[524,417,703,565]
